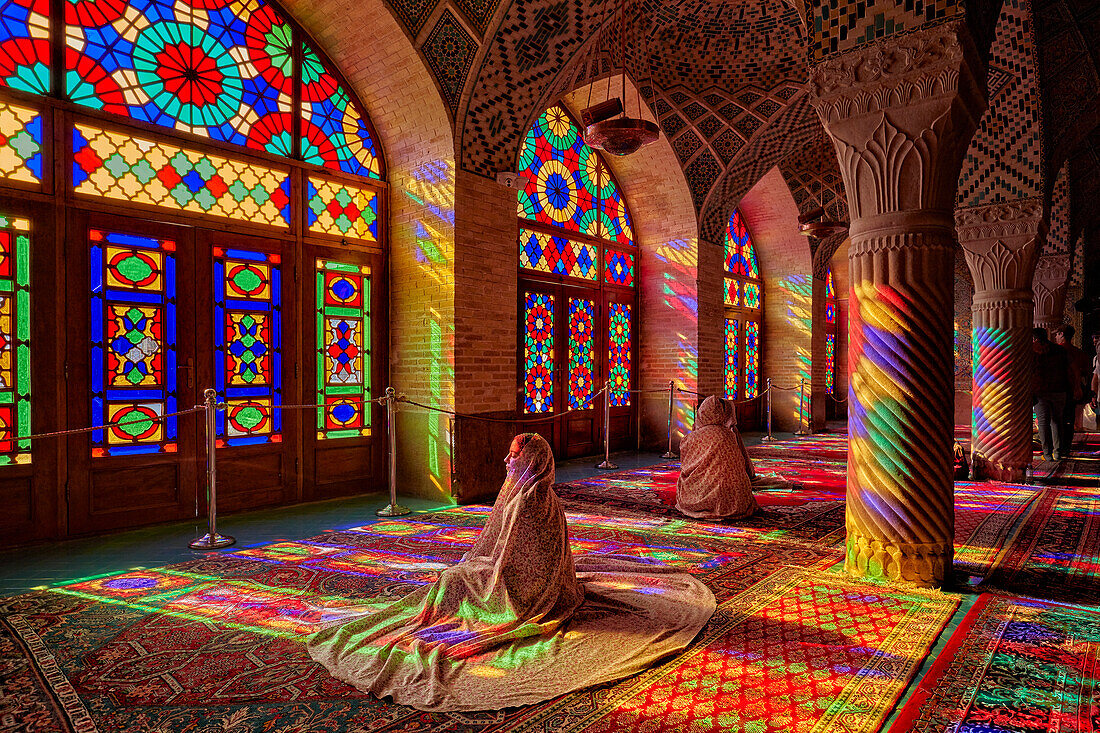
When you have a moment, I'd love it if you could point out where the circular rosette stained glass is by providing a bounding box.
[227,401,270,435]
[247,112,295,157]
[325,273,361,307]
[301,118,340,169]
[535,158,578,225]
[540,106,578,151]
[326,397,362,429]
[0,37,50,95]
[64,48,127,113]
[579,145,600,198]
[244,3,293,96]
[65,0,127,25]
[131,21,246,131]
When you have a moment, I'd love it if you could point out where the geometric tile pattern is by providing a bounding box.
[422,10,478,116]
[778,127,848,222]
[957,0,1044,207]
[808,0,965,61]
[1042,163,1070,256]
[454,0,501,36]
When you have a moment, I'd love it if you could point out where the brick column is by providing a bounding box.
[956,199,1043,482]
[810,22,986,586]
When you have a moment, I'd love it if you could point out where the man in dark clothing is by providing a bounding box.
[1033,327,1071,461]
[1053,325,1087,456]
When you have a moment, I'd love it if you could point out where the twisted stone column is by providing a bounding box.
[956,200,1043,482]
[811,22,986,587]
[1033,255,1070,330]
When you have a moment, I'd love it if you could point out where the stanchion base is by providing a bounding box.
[760,436,779,442]
[596,460,619,470]
[794,430,812,437]
[661,451,678,459]
[376,503,411,517]
[189,533,235,550]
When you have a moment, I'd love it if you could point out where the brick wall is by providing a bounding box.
[739,167,813,432]
[284,0,457,501]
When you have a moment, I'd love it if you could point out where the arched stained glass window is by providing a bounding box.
[517,105,633,244]
[6,0,385,177]
[0,0,49,95]
[517,103,637,443]
[723,209,762,402]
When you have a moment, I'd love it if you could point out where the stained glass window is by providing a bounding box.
[825,333,836,396]
[825,269,836,298]
[73,123,292,228]
[524,292,553,414]
[608,303,631,407]
[725,210,758,278]
[65,0,293,152]
[519,228,597,280]
[90,229,177,456]
[825,268,837,396]
[745,320,759,399]
[743,281,760,309]
[604,250,634,286]
[307,176,378,241]
[215,249,281,446]
[0,100,41,183]
[316,260,370,439]
[724,318,738,401]
[599,161,633,247]
[567,298,594,410]
[0,215,29,464]
[724,208,762,402]
[517,106,600,236]
[300,46,381,179]
[0,0,49,95]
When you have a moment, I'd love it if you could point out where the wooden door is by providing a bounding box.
[605,291,635,451]
[195,229,296,513]
[559,286,600,458]
[304,244,384,500]
[0,198,61,543]
[66,211,201,535]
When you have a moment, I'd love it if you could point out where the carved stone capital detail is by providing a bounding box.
[955,198,1045,241]
[1033,254,1071,288]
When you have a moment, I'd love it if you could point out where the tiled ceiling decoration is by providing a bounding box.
[454,0,502,35]
[957,0,1044,208]
[807,0,965,61]
[778,128,848,222]
[422,10,479,115]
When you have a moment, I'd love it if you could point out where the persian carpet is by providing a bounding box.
[952,481,1040,581]
[983,485,1100,605]
[0,507,851,733]
[0,553,954,733]
[748,432,849,462]
[892,593,1100,733]
[553,462,849,547]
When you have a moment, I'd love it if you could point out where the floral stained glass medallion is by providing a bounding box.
[524,291,554,414]
[567,298,594,411]
[316,259,370,439]
[90,229,177,456]
[301,46,380,178]
[0,0,49,95]
[215,248,281,446]
[608,303,631,406]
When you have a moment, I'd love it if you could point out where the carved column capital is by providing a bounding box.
[955,198,1044,295]
[810,21,987,221]
[1033,254,1071,327]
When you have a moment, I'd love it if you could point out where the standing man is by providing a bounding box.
[1053,325,1087,456]
[1033,328,1070,461]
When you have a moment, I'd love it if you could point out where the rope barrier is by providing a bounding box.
[12,405,205,442]
[676,387,764,405]
[399,386,609,424]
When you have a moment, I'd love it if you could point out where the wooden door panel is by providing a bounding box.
[216,452,285,512]
[66,212,200,536]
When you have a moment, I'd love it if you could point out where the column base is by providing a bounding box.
[845,531,953,587]
[972,454,1027,483]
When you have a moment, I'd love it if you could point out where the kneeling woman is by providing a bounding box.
[308,433,715,711]
[676,396,761,519]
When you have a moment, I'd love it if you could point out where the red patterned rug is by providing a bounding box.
[0,504,962,733]
[982,484,1100,605]
[892,593,1100,733]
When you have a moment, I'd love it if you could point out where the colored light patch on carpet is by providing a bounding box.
[953,482,1039,580]
[893,594,1100,733]
[59,569,197,599]
[509,567,958,733]
[235,541,346,564]
[749,433,849,462]
[985,486,1100,605]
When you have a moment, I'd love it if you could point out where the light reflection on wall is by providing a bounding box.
[776,273,813,425]
[400,159,455,499]
[653,237,698,439]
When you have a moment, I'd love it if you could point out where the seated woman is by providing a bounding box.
[308,433,715,712]
[676,396,759,519]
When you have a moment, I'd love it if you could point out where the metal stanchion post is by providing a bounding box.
[190,389,235,550]
[597,379,618,470]
[761,377,777,442]
[794,378,811,436]
[661,379,677,459]
[377,387,410,517]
